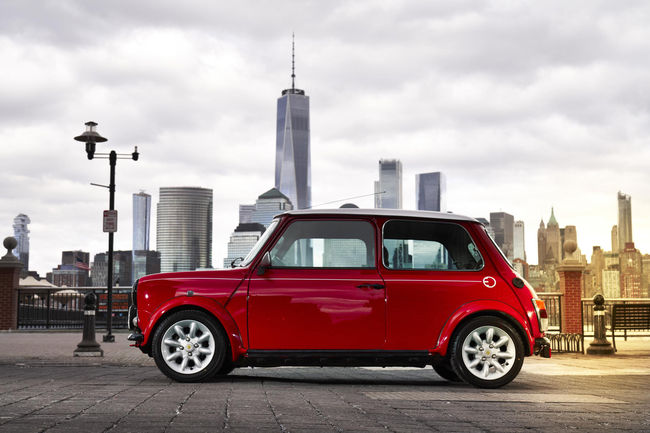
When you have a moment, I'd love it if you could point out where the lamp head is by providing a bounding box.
[74,121,107,160]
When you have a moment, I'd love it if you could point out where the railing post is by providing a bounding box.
[46,290,51,329]
[586,294,614,355]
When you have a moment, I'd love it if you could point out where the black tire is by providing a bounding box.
[450,316,524,388]
[214,362,236,377]
[432,358,462,382]
[152,310,227,382]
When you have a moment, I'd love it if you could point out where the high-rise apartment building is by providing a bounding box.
[416,172,446,212]
[250,188,293,228]
[92,250,133,287]
[617,191,632,252]
[275,37,311,210]
[12,214,30,273]
[513,220,526,262]
[157,187,213,272]
[590,246,605,294]
[490,212,514,260]
[375,159,403,209]
[611,225,618,252]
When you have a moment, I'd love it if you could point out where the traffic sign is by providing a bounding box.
[103,210,118,233]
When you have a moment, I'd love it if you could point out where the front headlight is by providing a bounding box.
[533,298,548,332]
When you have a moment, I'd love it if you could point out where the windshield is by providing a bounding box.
[239,219,280,267]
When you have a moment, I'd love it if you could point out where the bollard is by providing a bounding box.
[73,293,104,357]
[586,294,614,355]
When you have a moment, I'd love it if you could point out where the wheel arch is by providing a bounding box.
[141,298,244,362]
[434,301,533,357]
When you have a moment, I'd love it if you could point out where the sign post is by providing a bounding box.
[103,210,118,233]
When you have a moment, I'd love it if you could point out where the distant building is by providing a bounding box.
[416,172,445,212]
[92,250,133,287]
[538,208,561,269]
[244,188,293,228]
[590,246,605,295]
[641,254,650,298]
[275,37,311,210]
[51,250,90,287]
[602,268,621,299]
[375,159,402,209]
[132,250,161,282]
[619,242,642,298]
[617,191,633,252]
[513,220,526,262]
[490,212,514,261]
[132,191,152,282]
[12,214,30,275]
[611,225,619,253]
[157,187,213,272]
[476,217,495,240]
[223,223,266,268]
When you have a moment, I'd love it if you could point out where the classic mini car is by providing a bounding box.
[129,209,550,388]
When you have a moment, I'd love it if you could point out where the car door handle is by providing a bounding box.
[356,283,385,290]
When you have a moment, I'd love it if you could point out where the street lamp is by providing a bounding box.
[74,121,139,342]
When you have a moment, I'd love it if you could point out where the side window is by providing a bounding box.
[270,220,376,268]
[383,220,483,271]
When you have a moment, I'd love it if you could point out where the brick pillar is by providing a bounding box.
[557,240,585,335]
[0,237,22,330]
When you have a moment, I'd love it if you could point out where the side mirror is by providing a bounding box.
[257,252,271,276]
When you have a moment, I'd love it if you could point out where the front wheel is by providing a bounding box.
[152,310,227,382]
[450,316,524,388]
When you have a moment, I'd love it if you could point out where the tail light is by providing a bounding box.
[533,299,548,332]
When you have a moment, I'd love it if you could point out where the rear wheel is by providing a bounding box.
[450,316,524,388]
[152,310,227,382]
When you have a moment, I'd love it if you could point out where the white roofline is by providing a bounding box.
[278,208,478,222]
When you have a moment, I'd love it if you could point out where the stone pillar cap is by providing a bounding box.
[0,237,22,267]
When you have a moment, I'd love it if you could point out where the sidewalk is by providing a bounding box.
[1,330,649,372]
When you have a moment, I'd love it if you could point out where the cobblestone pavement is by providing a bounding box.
[0,332,649,432]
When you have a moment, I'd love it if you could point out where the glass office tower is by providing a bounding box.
[375,159,403,209]
[157,187,213,272]
[132,191,152,282]
[13,214,30,271]
[275,38,311,210]
[416,172,446,212]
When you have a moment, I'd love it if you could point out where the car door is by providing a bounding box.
[248,218,386,350]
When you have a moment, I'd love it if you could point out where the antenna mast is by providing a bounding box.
[291,33,295,91]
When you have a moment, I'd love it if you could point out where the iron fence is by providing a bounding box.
[17,286,131,329]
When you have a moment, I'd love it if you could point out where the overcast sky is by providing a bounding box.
[2,0,649,276]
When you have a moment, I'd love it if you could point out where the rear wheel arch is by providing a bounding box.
[437,306,532,357]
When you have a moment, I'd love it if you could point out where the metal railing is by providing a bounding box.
[17,286,131,329]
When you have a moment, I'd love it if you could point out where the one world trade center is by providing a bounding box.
[275,36,311,210]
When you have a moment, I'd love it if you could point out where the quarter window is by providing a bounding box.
[383,220,483,271]
[270,220,375,268]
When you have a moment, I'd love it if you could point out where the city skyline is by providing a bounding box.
[1,2,650,275]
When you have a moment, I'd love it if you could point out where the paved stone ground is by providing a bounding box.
[0,332,649,432]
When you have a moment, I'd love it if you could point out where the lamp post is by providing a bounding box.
[74,121,139,342]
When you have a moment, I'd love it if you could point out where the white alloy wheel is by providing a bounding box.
[461,325,516,380]
[160,319,215,375]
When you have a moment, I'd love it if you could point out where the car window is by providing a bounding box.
[270,220,375,268]
[382,220,483,271]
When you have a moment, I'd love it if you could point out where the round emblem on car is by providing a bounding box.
[482,276,497,288]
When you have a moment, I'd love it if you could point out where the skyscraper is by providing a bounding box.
[490,212,514,260]
[12,214,30,271]
[132,191,152,282]
[223,223,266,268]
[375,159,403,209]
[133,191,151,251]
[617,191,632,252]
[416,172,446,212]
[157,187,213,272]
[275,36,311,210]
[513,220,526,262]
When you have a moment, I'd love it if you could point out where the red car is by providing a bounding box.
[129,209,550,388]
